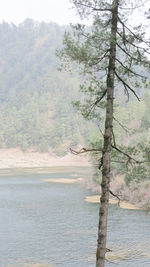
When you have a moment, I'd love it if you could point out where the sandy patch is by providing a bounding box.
[6,264,53,267]
[0,166,92,178]
[25,265,53,267]
[85,195,140,210]
[44,178,83,184]
[106,253,127,262]
[0,148,90,169]
[85,195,101,203]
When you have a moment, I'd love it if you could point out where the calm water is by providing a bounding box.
[0,168,150,267]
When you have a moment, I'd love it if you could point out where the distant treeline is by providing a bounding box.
[0,19,150,155]
[0,19,93,153]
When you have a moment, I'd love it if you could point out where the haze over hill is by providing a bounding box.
[0,19,150,158]
[0,19,93,154]
[0,18,150,212]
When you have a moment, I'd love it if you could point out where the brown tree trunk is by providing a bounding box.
[96,1,119,266]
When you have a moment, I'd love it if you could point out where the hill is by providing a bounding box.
[0,19,92,153]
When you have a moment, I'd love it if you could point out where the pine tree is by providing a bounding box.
[58,1,150,266]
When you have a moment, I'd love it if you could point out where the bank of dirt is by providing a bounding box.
[0,148,90,169]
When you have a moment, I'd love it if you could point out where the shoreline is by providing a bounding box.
[85,195,141,210]
[44,178,83,184]
[44,179,142,211]
[0,148,90,169]
[0,148,145,211]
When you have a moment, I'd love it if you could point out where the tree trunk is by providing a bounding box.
[96,1,119,266]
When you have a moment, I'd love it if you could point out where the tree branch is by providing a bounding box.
[116,58,147,79]
[116,42,150,65]
[111,128,116,147]
[74,3,112,13]
[111,160,126,163]
[111,145,145,164]
[115,71,140,101]
[70,147,102,155]
[94,90,107,106]
[85,89,107,117]
[95,122,104,137]
[98,157,103,170]
[93,8,112,12]
[90,50,109,67]
[124,84,130,102]
[117,31,150,55]
[109,190,121,206]
[113,116,130,133]
[117,16,150,47]
[119,0,149,10]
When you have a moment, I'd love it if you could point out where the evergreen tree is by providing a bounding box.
[58,0,150,266]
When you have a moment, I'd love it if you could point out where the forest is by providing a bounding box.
[0,19,92,154]
[0,19,150,211]
[0,0,150,264]
[0,19,149,153]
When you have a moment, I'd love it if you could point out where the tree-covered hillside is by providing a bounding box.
[1,19,150,211]
[0,19,150,157]
[0,19,92,152]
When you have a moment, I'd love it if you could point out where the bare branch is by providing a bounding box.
[70,147,102,155]
[119,0,149,10]
[95,90,107,106]
[86,89,107,117]
[93,8,112,12]
[111,145,145,164]
[116,58,147,79]
[109,190,121,206]
[106,248,112,253]
[90,50,109,67]
[111,160,126,163]
[117,42,137,59]
[117,16,150,48]
[111,128,116,147]
[124,84,130,102]
[74,3,112,13]
[116,42,150,65]
[98,157,103,170]
[111,129,138,171]
[113,116,130,133]
[117,31,150,55]
[115,71,140,101]
[124,85,130,102]
[95,122,104,137]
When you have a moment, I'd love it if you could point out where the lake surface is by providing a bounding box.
[0,167,150,267]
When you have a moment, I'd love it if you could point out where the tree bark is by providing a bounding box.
[96,1,119,266]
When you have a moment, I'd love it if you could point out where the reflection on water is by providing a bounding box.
[0,168,150,267]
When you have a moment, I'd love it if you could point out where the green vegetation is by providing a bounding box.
[87,98,150,211]
[58,0,150,235]
[0,19,92,152]
[1,18,150,213]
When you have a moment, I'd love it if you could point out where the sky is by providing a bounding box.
[0,0,79,25]
[0,0,149,28]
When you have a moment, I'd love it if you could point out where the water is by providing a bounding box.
[0,168,149,267]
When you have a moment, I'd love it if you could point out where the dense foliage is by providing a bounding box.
[0,20,92,152]
[1,18,150,194]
